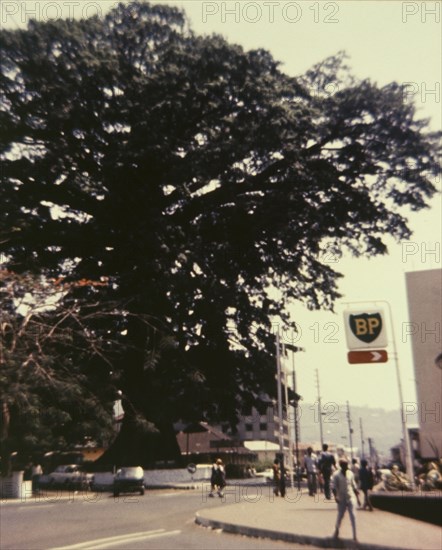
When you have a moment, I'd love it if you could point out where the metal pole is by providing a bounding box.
[276,329,284,453]
[276,328,286,495]
[360,417,365,459]
[316,369,324,448]
[346,401,354,461]
[292,350,301,490]
[276,325,285,496]
[282,350,294,489]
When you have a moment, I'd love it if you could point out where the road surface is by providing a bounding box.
[0,488,322,549]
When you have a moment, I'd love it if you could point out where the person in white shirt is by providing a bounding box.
[332,459,360,542]
[303,447,318,496]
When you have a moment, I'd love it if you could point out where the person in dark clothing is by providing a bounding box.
[209,458,226,498]
[272,458,281,496]
[358,459,374,511]
[318,443,336,500]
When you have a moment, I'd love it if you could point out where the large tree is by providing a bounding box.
[1,2,439,465]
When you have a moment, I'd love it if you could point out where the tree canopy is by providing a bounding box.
[1,2,440,464]
[0,270,116,468]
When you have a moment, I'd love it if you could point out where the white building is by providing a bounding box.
[405,269,442,459]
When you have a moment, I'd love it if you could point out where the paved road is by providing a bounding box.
[0,489,322,550]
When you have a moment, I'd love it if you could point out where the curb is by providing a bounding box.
[195,513,412,550]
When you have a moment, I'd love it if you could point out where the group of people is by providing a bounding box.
[303,445,374,507]
[210,450,375,543]
[304,444,339,500]
[302,445,375,543]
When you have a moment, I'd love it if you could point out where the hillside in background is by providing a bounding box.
[294,403,403,458]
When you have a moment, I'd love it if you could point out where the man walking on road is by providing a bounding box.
[304,447,318,496]
[332,459,359,543]
[318,443,336,500]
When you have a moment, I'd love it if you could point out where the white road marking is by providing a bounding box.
[49,529,181,550]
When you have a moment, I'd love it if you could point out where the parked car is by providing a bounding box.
[48,464,94,489]
[113,466,145,497]
[255,468,274,482]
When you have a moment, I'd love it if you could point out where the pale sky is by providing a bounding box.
[165,0,442,413]
[2,1,441,414]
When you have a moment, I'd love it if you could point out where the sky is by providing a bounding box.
[162,0,442,415]
[2,0,441,415]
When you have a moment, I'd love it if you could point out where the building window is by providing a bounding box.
[259,422,267,431]
[245,423,253,432]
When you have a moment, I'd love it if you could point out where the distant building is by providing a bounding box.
[175,422,256,465]
[405,269,442,460]
[235,404,290,449]
[243,440,280,462]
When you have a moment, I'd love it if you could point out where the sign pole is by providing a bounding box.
[343,300,415,486]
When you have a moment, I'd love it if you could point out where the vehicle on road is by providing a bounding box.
[255,468,274,482]
[113,466,145,497]
[47,464,94,489]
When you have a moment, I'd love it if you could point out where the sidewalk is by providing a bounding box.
[195,486,442,550]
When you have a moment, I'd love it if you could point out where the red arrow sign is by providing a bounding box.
[348,350,388,364]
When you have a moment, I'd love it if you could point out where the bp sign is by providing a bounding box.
[344,309,388,349]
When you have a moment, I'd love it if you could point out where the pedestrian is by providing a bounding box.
[351,458,360,483]
[23,461,33,481]
[304,447,318,496]
[358,459,374,511]
[31,461,43,493]
[209,458,226,498]
[332,459,360,543]
[318,443,336,500]
[351,458,362,507]
[272,458,281,496]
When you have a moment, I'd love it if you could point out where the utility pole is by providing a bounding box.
[275,328,286,496]
[292,350,301,490]
[359,417,365,459]
[276,329,284,453]
[315,369,324,448]
[346,401,354,461]
[282,350,294,489]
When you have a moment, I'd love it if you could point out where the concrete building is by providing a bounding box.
[243,439,280,462]
[405,269,442,459]
[235,404,290,449]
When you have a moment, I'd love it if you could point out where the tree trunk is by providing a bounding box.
[95,314,182,468]
[95,409,182,469]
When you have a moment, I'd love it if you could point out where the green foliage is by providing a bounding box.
[0,271,115,457]
[0,2,440,459]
